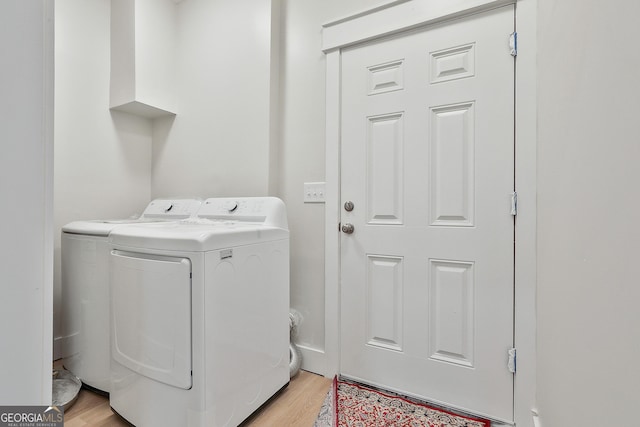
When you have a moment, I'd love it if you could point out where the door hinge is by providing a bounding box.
[508,348,517,373]
[509,32,518,57]
[510,192,518,216]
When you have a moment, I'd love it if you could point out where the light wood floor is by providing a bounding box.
[58,367,331,427]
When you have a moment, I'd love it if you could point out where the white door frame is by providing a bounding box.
[322,1,537,426]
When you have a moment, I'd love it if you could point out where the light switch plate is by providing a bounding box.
[303,182,326,203]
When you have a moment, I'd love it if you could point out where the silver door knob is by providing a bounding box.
[341,223,355,234]
[344,201,354,212]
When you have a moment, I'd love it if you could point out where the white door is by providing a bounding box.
[340,6,515,422]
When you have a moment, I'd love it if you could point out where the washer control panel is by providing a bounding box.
[141,199,202,219]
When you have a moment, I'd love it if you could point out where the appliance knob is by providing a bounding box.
[226,201,239,213]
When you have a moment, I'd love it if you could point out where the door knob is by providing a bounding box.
[341,223,355,234]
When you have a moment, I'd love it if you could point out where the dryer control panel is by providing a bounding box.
[198,197,288,230]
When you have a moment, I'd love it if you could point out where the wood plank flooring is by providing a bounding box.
[241,371,331,427]
[59,367,331,427]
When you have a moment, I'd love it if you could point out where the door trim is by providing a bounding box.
[322,0,516,52]
[323,1,537,426]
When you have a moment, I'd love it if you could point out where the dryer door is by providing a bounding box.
[110,250,192,389]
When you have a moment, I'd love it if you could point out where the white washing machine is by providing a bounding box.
[60,198,202,393]
[108,197,289,427]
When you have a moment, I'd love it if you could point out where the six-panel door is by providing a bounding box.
[340,5,516,422]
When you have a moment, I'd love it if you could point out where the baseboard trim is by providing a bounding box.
[297,344,327,377]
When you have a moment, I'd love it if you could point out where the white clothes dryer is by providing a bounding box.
[60,198,202,393]
[108,197,289,427]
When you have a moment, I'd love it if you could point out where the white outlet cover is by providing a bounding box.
[304,182,326,203]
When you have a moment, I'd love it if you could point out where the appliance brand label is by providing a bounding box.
[220,249,233,260]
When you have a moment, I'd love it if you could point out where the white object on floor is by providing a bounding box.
[289,309,303,377]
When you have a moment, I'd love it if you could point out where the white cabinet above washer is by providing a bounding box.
[110,0,177,118]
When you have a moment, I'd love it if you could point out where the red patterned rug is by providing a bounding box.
[315,377,490,427]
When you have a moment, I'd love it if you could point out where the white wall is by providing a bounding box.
[54,0,152,355]
[0,0,53,405]
[150,0,276,198]
[536,1,640,425]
